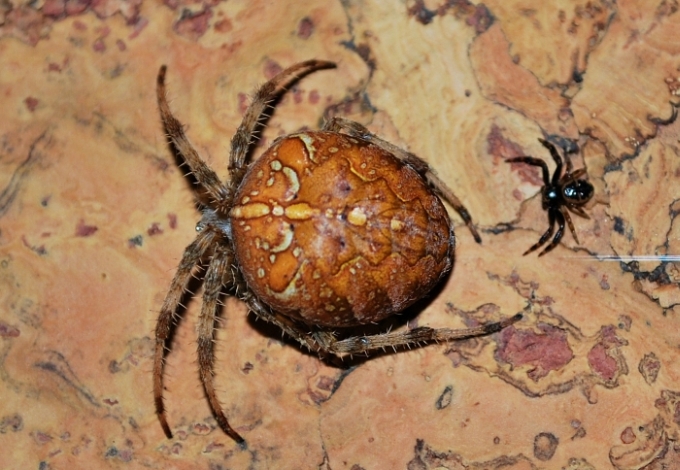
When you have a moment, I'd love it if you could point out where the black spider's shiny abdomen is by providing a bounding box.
[563,180,594,205]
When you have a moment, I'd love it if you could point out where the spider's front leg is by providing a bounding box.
[157,66,227,206]
[506,156,551,187]
[538,138,565,186]
[228,60,336,179]
[324,117,481,243]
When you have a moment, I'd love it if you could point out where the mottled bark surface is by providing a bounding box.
[1,0,679,468]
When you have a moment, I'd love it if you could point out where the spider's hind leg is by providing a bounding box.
[195,245,246,446]
[315,314,523,355]
[538,208,566,257]
[522,207,556,256]
[153,229,218,439]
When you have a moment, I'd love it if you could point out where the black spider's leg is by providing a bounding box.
[568,205,590,219]
[561,208,580,245]
[569,168,587,180]
[538,139,563,186]
[562,145,575,174]
[506,157,551,186]
[539,208,566,256]
[522,206,556,256]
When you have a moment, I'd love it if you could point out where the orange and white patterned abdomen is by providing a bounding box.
[229,131,453,327]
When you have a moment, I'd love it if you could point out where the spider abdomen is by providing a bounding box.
[563,180,594,204]
[229,131,453,327]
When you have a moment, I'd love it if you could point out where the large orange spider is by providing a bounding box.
[154,60,521,446]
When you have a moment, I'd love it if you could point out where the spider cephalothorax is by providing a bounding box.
[507,138,594,256]
[154,60,521,446]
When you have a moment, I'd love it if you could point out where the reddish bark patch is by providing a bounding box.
[173,9,212,41]
[92,37,106,53]
[167,213,177,229]
[128,17,148,39]
[33,431,53,445]
[147,222,163,236]
[0,321,20,338]
[75,219,98,237]
[620,426,636,444]
[25,97,39,112]
[316,375,335,391]
[638,352,661,385]
[43,0,67,18]
[297,17,314,39]
[465,4,494,34]
[66,0,90,16]
[488,125,543,186]
[497,324,574,381]
[214,17,232,33]
[588,325,626,382]
[587,344,617,381]
[263,59,283,80]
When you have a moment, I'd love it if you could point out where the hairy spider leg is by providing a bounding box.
[313,313,523,354]
[196,245,245,445]
[157,67,226,206]
[228,60,336,179]
[324,117,482,243]
[246,286,522,356]
[153,229,217,439]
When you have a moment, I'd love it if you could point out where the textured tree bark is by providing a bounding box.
[0,0,679,468]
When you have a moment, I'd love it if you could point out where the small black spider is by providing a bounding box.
[507,138,594,256]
